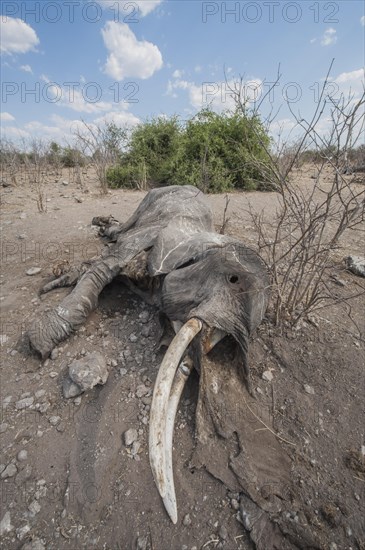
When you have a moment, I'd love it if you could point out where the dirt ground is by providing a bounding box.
[0,166,364,550]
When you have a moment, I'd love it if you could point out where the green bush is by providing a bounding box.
[106,108,273,192]
[106,164,145,189]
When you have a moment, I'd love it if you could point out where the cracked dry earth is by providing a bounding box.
[0,166,364,550]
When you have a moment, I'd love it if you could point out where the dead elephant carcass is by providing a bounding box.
[26,185,271,526]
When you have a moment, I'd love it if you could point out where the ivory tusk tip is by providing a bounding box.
[163,496,178,524]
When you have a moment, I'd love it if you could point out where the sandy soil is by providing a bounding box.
[0,166,364,550]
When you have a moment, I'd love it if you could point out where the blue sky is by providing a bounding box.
[1,0,364,144]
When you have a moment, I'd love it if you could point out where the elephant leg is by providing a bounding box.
[27,256,120,358]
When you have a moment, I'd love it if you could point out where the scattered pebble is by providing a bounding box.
[262,370,273,382]
[0,335,9,346]
[139,311,150,324]
[219,525,228,540]
[48,416,61,426]
[346,255,365,278]
[124,428,138,446]
[22,538,45,550]
[304,384,315,395]
[136,384,149,398]
[50,348,58,360]
[15,397,34,410]
[129,333,138,342]
[183,513,192,526]
[26,267,41,276]
[231,498,240,510]
[16,524,30,540]
[0,511,13,536]
[0,423,8,434]
[17,450,28,462]
[64,352,109,396]
[63,377,82,399]
[28,500,41,516]
[1,463,17,479]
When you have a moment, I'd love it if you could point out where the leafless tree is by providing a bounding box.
[226,66,365,326]
[73,121,127,194]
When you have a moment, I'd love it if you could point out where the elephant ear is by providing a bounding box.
[191,348,321,550]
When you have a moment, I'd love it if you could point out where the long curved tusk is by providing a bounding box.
[149,318,202,501]
[163,357,194,524]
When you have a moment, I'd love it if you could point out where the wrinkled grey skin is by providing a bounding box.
[27,185,270,386]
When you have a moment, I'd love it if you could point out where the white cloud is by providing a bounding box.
[310,38,316,44]
[40,74,50,83]
[94,110,140,127]
[334,68,364,84]
[98,0,163,17]
[20,64,33,73]
[320,28,337,46]
[172,69,184,78]
[360,15,365,26]
[0,112,15,122]
[331,68,365,104]
[101,21,163,81]
[0,126,30,140]
[194,65,202,73]
[167,78,263,112]
[0,17,39,55]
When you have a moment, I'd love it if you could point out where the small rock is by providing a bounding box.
[136,384,149,398]
[131,440,141,455]
[346,255,365,278]
[129,333,138,342]
[17,450,28,462]
[124,428,138,446]
[49,371,57,378]
[0,334,9,346]
[50,348,58,360]
[304,384,315,395]
[62,180,69,186]
[74,396,82,406]
[21,538,45,550]
[26,267,41,276]
[139,311,150,324]
[262,370,273,382]
[49,416,61,426]
[329,544,337,550]
[15,397,34,411]
[0,423,8,434]
[141,326,150,337]
[68,352,108,392]
[219,525,228,540]
[136,536,149,550]
[28,500,41,516]
[16,524,30,540]
[15,464,32,485]
[183,513,192,526]
[0,511,13,536]
[62,377,82,399]
[119,368,127,377]
[35,390,46,399]
[20,212,27,219]
[111,359,118,367]
[231,498,240,510]
[1,463,17,479]
[2,396,12,408]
